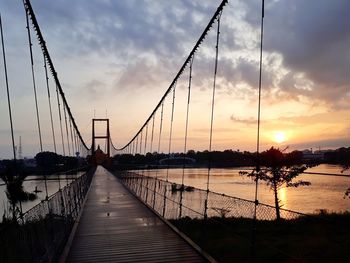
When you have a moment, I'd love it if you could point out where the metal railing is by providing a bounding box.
[116,171,306,221]
[0,167,95,263]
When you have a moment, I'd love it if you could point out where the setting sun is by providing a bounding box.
[274,131,286,144]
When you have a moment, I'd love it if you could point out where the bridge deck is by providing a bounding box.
[65,166,207,263]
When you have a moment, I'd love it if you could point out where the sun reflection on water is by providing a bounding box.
[279,187,287,208]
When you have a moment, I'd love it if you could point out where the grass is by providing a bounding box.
[170,213,350,263]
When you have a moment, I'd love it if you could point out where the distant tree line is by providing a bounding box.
[34,151,82,173]
[112,149,257,168]
[113,147,350,168]
[323,147,350,166]
[0,151,85,177]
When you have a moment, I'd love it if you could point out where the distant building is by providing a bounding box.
[302,149,334,161]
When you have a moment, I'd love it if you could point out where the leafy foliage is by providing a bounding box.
[35,151,79,172]
[240,147,311,220]
[0,160,36,220]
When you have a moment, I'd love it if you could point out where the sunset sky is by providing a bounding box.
[0,0,349,158]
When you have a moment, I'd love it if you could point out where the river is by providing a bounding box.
[0,172,84,222]
[1,165,349,220]
[142,164,350,214]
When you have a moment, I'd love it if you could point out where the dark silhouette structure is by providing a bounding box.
[91,119,111,166]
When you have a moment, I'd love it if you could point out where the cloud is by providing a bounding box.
[29,0,221,61]
[80,79,107,100]
[192,127,240,134]
[247,0,350,106]
[290,138,350,151]
[1,0,349,156]
[115,59,171,92]
[230,115,256,125]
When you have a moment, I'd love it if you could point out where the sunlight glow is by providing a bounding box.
[278,187,287,209]
[274,131,286,144]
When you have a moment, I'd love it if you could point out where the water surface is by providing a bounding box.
[0,172,83,221]
[142,164,350,214]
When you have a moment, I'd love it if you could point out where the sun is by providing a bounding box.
[274,131,286,144]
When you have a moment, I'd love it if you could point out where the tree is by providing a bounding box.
[35,151,60,169]
[240,147,311,220]
[0,160,36,221]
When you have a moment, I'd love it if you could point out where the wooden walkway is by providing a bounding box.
[65,166,207,263]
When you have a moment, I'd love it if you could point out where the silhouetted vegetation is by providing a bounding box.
[240,147,310,220]
[113,147,350,169]
[323,147,350,166]
[0,160,37,220]
[112,149,256,169]
[0,152,85,176]
[35,151,82,173]
[171,213,350,263]
[0,152,87,220]
[331,148,350,198]
[324,147,350,198]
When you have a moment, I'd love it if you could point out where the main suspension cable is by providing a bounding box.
[24,3,43,152]
[115,0,228,151]
[23,0,90,151]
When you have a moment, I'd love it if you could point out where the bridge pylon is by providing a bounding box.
[91,119,110,165]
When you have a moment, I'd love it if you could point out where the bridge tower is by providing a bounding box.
[92,118,110,157]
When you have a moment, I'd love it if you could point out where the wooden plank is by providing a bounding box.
[65,166,207,263]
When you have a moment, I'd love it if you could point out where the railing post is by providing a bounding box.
[152,178,157,209]
[204,189,209,219]
[137,176,141,196]
[145,177,149,204]
[162,184,167,218]
[73,182,79,218]
[67,187,73,218]
[179,188,183,219]
[59,188,66,217]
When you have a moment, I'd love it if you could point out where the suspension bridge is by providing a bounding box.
[1,0,349,262]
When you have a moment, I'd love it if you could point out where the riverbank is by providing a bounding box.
[171,213,350,263]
